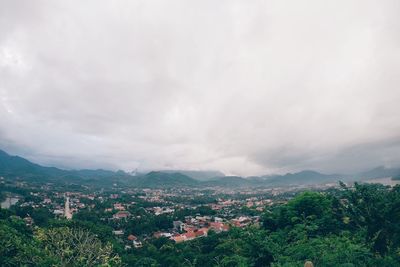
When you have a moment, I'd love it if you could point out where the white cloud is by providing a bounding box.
[1,0,400,176]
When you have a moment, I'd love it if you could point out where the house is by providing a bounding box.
[171,234,186,243]
[170,228,208,243]
[153,232,163,238]
[127,234,142,248]
[209,222,229,232]
[231,216,251,228]
[183,231,196,241]
[214,217,223,222]
[183,225,196,233]
[113,211,131,219]
[114,203,125,211]
[127,234,137,241]
[210,204,223,210]
[24,216,34,226]
[195,228,209,237]
[163,208,174,214]
[154,207,174,215]
[133,240,142,248]
[113,230,124,236]
[53,209,64,216]
[43,198,52,204]
[173,220,184,232]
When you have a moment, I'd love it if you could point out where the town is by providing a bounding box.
[0,175,339,250]
[2,172,400,266]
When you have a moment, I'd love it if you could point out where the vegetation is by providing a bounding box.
[1,183,400,266]
[36,227,121,266]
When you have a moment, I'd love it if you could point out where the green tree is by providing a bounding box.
[221,255,249,267]
[35,227,121,267]
[0,220,53,266]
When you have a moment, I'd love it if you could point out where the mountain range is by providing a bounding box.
[1,149,400,188]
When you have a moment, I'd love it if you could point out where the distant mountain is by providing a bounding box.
[131,171,199,188]
[203,176,255,187]
[0,150,198,187]
[2,149,400,188]
[0,149,344,187]
[0,149,67,180]
[160,170,225,181]
[0,149,130,185]
[254,167,400,186]
[355,166,400,180]
[173,170,344,188]
[260,170,343,186]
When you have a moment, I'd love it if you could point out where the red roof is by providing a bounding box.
[195,230,206,237]
[209,222,223,228]
[171,234,186,243]
[209,222,229,231]
[127,235,137,241]
[113,211,131,218]
[184,232,196,239]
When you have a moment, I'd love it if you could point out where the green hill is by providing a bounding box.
[261,170,343,186]
[0,149,130,185]
[131,171,199,188]
[204,176,256,187]
[0,149,67,181]
[2,149,400,188]
[159,170,225,181]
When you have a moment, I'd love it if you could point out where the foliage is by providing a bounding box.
[2,183,400,266]
[0,218,55,266]
[35,227,121,267]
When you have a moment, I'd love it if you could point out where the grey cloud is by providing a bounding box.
[1,0,400,176]
[250,138,400,174]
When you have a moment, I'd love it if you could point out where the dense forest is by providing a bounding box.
[1,182,400,266]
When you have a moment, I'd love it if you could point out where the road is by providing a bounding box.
[64,196,72,219]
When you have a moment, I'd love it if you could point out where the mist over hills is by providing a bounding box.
[158,170,225,181]
[131,171,200,188]
[1,149,400,188]
[356,166,400,180]
[257,171,345,186]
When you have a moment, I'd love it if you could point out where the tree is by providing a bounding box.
[0,220,53,266]
[134,257,159,267]
[274,235,373,266]
[35,227,121,266]
[220,255,248,267]
[342,183,400,256]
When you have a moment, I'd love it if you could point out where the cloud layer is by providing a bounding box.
[1,0,400,175]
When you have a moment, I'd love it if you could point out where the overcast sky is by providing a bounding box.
[1,0,400,176]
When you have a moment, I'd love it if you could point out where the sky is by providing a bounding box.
[1,0,400,176]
